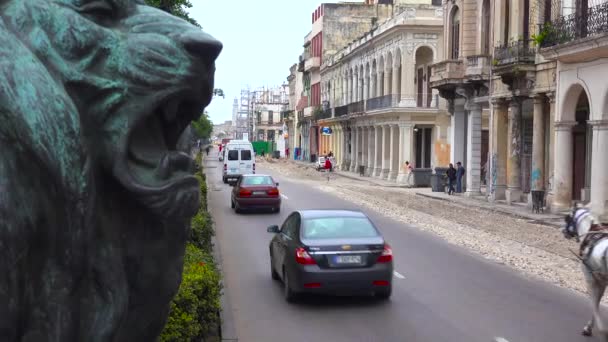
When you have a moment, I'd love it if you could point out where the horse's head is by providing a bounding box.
[562,205,593,242]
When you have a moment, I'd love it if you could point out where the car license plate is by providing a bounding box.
[335,255,361,264]
[252,191,265,195]
[230,168,237,173]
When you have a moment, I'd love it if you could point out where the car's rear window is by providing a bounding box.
[242,176,274,186]
[301,217,379,239]
[241,150,252,160]
[227,150,238,161]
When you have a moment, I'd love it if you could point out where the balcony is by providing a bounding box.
[314,107,332,121]
[429,60,465,91]
[492,40,536,89]
[334,104,348,117]
[464,55,491,82]
[304,57,321,72]
[366,94,399,111]
[540,2,608,63]
[347,100,365,115]
[493,40,535,67]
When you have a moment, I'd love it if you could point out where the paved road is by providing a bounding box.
[205,152,593,342]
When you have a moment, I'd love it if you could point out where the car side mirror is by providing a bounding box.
[275,182,279,186]
[267,225,280,233]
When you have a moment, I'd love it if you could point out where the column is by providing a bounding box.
[552,122,575,211]
[531,95,546,191]
[489,99,508,201]
[397,123,414,183]
[363,76,369,102]
[373,126,383,177]
[376,70,383,97]
[506,98,522,203]
[400,54,416,106]
[546,93,556,208]
[381,125,390,179]
[383,67,391,97]
[351,126,358,172]
[392,63,400,97]
[590,121,608,221]
[370,72,376,98]
[343,75,347,105]
[357,127,369,175]
[465,102,482,196]
[451,102,467,166]
[367,126,375,176]
[389,124,399,181]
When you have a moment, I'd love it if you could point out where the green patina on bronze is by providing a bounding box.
[0,0,221,340]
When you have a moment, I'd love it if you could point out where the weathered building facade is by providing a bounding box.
[539,0,608,220]
[252,85,289,143]
[430,0,607,220]
[319,2,447,185]
[297,2,395,162]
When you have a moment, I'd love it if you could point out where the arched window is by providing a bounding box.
[450,7,460,59]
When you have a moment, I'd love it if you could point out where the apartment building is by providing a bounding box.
[319,1,446,185]
[252,85,289,142]
[297,2,394,162]
[539,0,608,219]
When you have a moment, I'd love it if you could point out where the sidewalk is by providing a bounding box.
[289,159,565,229]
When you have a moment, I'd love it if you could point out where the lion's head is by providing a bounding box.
[1,0,221,220]
[0,0,221,340]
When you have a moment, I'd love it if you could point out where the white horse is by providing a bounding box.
[563,205,608,339]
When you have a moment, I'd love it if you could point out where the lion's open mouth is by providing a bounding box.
[126,97,200,187]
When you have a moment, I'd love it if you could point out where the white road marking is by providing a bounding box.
[494,338,510,342]
[281,194,289,200]
[393,271,405,279]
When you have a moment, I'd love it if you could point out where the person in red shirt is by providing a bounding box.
[324,157,332,172]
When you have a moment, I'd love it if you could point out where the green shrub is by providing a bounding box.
[160,244,222,342]
[190,209,214,253]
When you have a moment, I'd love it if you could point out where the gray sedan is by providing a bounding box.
[267,210,393,302]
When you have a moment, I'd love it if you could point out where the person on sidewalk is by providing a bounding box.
[446,163,457,195]
[456,161,465,193]
[404,161,413,187]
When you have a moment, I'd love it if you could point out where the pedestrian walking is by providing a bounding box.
[456,161,465,193]
[324,156,333,181]
[205,146,210,156]
[404,161,413,187]
[446,163,457,195]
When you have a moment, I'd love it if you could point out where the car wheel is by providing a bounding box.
[275,207,281,214]
[222,176,227,184]
[376,285,392,300]
[283,269,297,303]
[231,199,235,209]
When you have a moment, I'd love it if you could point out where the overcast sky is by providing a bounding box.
[188,1,336,124]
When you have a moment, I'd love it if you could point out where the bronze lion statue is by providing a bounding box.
[0,0,221,340]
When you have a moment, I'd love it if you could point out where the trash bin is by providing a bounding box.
[531,190,545,213]
[433,167,448,192]
[273,150,280,159]
[358,165,365,176]
[311,154,317,163]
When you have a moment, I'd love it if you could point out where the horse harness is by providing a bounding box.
[580,224,608,256]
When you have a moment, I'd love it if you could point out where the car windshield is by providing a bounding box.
[242,176,274,186]
[301,217,379,240]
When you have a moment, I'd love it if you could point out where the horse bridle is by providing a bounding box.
[564,207,591,242]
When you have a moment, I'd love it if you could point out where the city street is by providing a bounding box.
[205,152,594,342]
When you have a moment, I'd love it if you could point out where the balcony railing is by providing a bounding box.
[366,94,399,111]
[493,40,535,66]
[334,104,348,117]
[465,55,491,79]
[429,60,465,85]
[347,100,365,114]
[541,2,608,48]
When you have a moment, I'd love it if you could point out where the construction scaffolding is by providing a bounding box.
[235,88,251,140]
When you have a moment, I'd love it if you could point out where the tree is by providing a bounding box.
[191,112,213,140]
[144,0,200,27]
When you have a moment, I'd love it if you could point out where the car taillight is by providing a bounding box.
[267,188,279,197]
[377,244,393,263]
[223,164,227,171]
[238,189,252,197]
[253,163,256,174]
[295,247,316,265]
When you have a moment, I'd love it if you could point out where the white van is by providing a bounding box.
[223,140,255,183]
